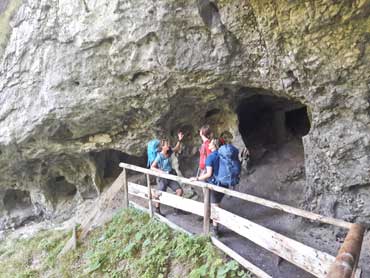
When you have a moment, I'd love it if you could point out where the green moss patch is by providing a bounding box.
[0,208,253,278]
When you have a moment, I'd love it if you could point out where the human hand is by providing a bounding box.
[190,177,197,182]
[178,131,184,141]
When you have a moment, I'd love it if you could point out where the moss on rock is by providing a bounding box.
[0,0,22,59]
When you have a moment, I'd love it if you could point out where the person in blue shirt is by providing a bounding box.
[151,141,184,216]
[190,138,224,236]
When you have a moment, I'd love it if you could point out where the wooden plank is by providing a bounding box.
[146,174,154,218]
[129,191,149,200]
[128,181,149,198]
[129,200,192,235]
[212,206,335,278]
[207,184,352,229]
[128,182,204,216]
[353,268,362,278]
[79,170,126,239]
[211,237,272,278]
[120,162,205,188]
[154,210,193,236]
[122,168,128,209]
[327,224,365,278]
[58,223,78,258]
[119,163,352,229]
[203,187,210,234]
[129,200,149,213]
[72,224,77,250]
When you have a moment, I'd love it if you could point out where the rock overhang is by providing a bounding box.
[0,0,369,226]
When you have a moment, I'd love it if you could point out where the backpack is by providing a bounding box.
[216,144,241,187]
[147,139,160,167]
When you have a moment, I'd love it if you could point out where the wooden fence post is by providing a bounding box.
[327,223,365,278]
[146,174,154,217]
[122,168,129,209]
[203,187,210,234]
[72,224,77,249]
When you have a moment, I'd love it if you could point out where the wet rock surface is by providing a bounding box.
[0,0,369,236]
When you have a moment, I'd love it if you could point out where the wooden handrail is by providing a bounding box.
[127,181,336,278]
[203,187,210,234]
[146,174,154,217]
[60,160,364,278]
[327,224,365,278]
[122,168,128,209]
[119,162,352,229]
[119,162,366,277]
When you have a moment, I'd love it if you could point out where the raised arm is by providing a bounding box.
[172,131,184,153]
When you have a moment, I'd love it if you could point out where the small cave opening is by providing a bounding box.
[90,149,146,187]
[237,94,311,204]
[3,189,33,216]
[46,176,77,205]
[237,94,310,148]
[285,106,311,137]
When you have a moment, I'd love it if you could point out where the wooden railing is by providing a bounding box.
[118,162,364,278]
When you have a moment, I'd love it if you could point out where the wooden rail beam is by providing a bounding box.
[211,237,273,278]
[327,224,365,278]
[146,174,154,217]
[203,187,210,235]
[122,168,128,209]
[127,182,335,278]
[128,182,204,216]
[206,184,352,229]
[119,163,352,229]
[212,206,335,278]
[119,164,366,278]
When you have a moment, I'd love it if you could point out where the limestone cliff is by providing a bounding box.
[0,0,369,228]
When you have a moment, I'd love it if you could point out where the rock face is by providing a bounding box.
[0,0,369,228]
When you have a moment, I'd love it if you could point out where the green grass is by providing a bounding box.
[0,228,70,278]
[0,208,253,278]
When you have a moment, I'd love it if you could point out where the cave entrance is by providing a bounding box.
[237,94,311,203]
[90,149,146,187]
[47,176,77,205]
[237,94,310,149]
[3,189,33,216]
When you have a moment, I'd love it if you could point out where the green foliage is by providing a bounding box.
[0,229,70,278]
[0,208,253,278]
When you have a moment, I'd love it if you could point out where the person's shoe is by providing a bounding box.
[211,225,220,238]
[155,207,165,217]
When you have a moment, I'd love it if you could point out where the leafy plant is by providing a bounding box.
[0,208,252,278]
